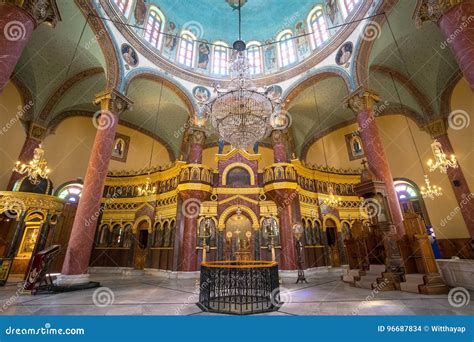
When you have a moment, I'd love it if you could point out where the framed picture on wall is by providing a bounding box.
[111,133,130,163]
[344,131,364,161]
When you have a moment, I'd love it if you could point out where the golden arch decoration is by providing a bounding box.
[218,205,260,230]
[322,214,341,232]
[133,215,152,234]
[221,163,256,186]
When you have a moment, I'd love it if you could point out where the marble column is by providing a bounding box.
[7,123,48,190]
[344,87,405,237]
[187,127,206,164]
[177,190,208,272]
[271,130,288,163]
[0,1,60,92]
[414,0,474,89]
[426,119,474,238]
[58,89,132,284]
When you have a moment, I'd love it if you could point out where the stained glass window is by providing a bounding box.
[212,43,228,75]
[178,32,195,67]
[247,43,262,75]
[278,32,296,67]
[309,8,329,48]
[145,8,164,49]
[113,0,130,14]
[57,183,83,203]
[340,0,361,19]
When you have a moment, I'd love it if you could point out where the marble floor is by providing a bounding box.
[0,271,472,316]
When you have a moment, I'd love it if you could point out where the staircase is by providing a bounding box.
[354,264,395,290]
[341,269,363,284]
[400,273,449,294]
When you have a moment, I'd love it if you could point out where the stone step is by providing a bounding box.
[368,264,386,273]
[400,282,420,293]
[355,279,375,289]
[404,273,425,283]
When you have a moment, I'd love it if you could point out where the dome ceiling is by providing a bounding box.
[151,0,321,43]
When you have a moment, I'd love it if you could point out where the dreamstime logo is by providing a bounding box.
[361,21,381,42]
[4,21,27,42]
[182,21,204,39]
[3,198,26,219]
[448,110,470,130]
[448,287,470,308]
[359,198,381,219]
[92,287,115,307]
[92,110,116,130]
[270,287,292,308]
[270,109,293,130]
[182,198,202,219]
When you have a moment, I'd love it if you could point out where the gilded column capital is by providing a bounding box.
[425,118,448,137]
[343,86,381,114]
[413,0,465,27]
[1,0,61,27]
[94,89,133,115]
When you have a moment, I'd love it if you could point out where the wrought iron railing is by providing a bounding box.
[198,260,280,315]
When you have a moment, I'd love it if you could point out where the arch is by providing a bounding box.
[323,214,342,231]
[122,68,196,114]
[221,163,256,186]
[76,0,121,89]
[218,205,260,230]
[133,215,152,234]
[282,67,354,103]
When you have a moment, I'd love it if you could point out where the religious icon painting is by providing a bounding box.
[325,0,340,25]
[335,41,353,68]
[197,41,211,72]
[263,40,277,74]
[295,22,311,60]
[265,85,283,100]
[121,44,139,70]
[163,21,179,59]
[344,131,364,161]
[111,133,130,163]
[193,86,211,103]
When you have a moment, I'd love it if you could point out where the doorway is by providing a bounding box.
[225,212,252,261]
[133,220,150,270]
[325,219,340,267]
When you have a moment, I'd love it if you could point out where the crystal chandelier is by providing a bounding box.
[199,51,281,149]
[138,177,156,196]
[420,174,442,200]
[197,3,283,149]
[427,139,457,173]
[13,145,50,185]
[323,183,342,208]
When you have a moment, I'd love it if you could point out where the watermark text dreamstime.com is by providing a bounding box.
[0,101,33,136]
[440,193,473,228]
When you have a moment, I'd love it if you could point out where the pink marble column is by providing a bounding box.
[60,90,132,279]
[0,2,60,92]
[344,88,405,237]
[271,130,288,163]
[415,1,474,90]
[187,128,206,164]
[7,136,40,190]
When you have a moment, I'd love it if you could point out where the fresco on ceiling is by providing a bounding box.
[134,0,147,26]
[193,86,211,102]
[263,41,277,74]
[111,133,130,163]
[197,41,211,71]
[265,85,283,100]
[122,44,139,69]
[163,21,179,59]
[325,0,341,25]
[335,41,352,68]
[121,0,363,77]
[295,22,311,60]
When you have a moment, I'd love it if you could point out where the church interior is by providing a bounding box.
[0,0,472,316]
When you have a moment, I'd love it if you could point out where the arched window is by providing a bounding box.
[277,31,296,67]
[394,179,431,224]
[246,42,262,75]
[339,0,361,19]
[308,7,329,49]
[112,0,132,16]
[56,181,83,203]
[144,7,165,49]
[212,42,228,75]
[178,31,196,67]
